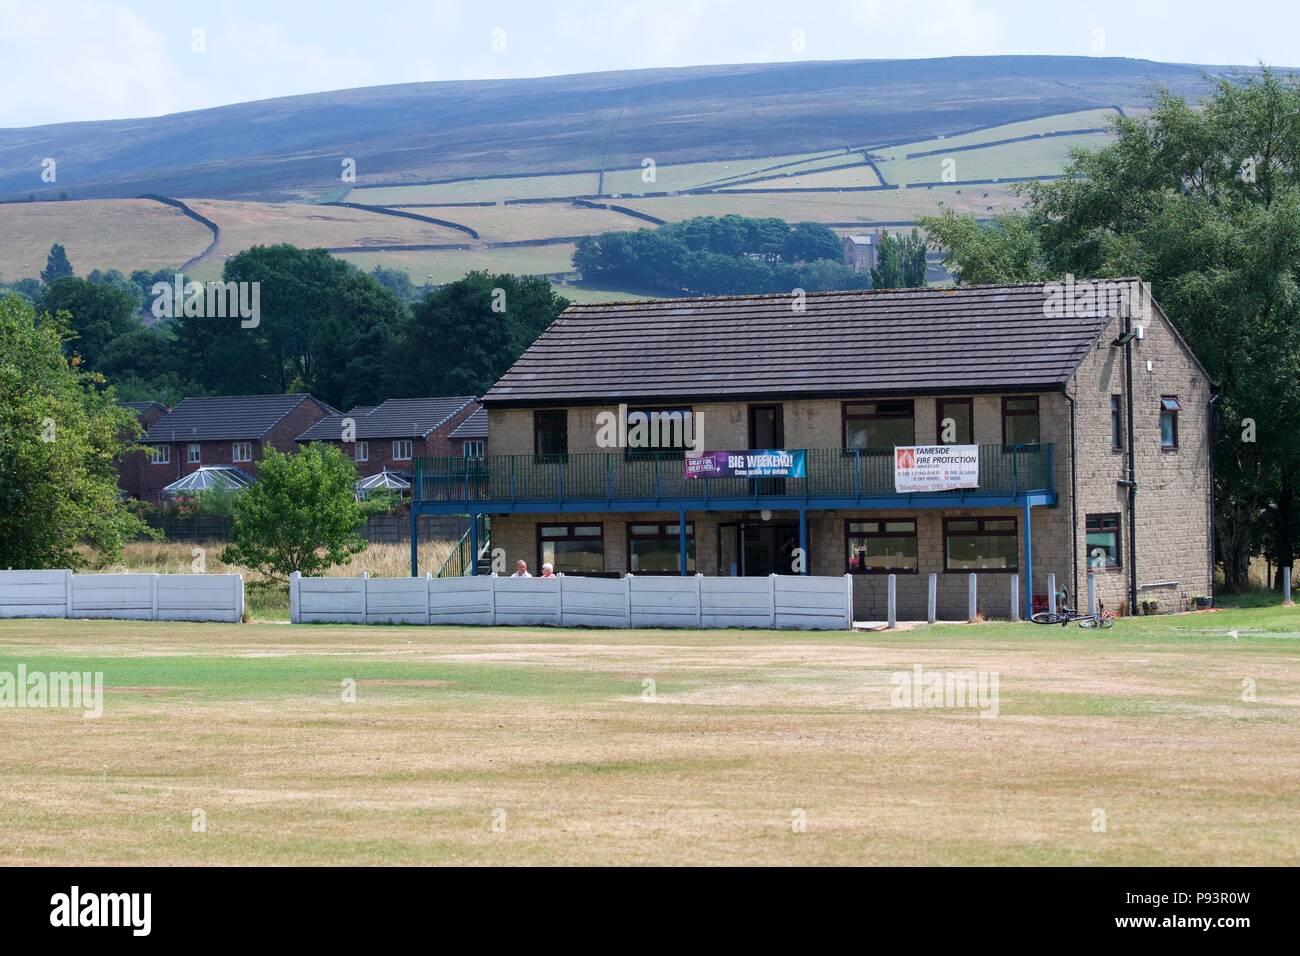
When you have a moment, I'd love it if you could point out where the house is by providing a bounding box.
[115,401,171,501]
[137,394,336,502]
[295,397,483,490]
[842,233,881,273]
[408,280,1214,621]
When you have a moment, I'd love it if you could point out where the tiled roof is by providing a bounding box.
[483,283,1118,405]
[449,407,487,439]
[118,400,169,415]
[294,397,476,442]
[143,394,333,442]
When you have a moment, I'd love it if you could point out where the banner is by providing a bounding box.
[685,449,807,479]
[893,445,979,493]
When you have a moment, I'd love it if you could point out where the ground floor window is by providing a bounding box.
[944,517,1018,571]
[846,519,918,574]
[538,523,604,574]
[628,522,695,574]
[1086,513,1122,570]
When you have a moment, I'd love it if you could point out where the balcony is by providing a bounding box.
[412,444,1055,515]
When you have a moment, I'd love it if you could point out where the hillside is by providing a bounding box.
[0,56,1241,202]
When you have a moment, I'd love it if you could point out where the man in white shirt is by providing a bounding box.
[511,560,532,578]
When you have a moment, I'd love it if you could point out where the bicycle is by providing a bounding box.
[1030,588,1115,628]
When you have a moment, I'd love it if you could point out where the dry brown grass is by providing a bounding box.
[1,605,1297,866]
[82,540,457,581]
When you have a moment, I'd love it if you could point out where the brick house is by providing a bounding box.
[295,397,482,487]
[842,233,881,272]
[408,281,1214,621]
[115,401,171,501]
[136,394,336,503]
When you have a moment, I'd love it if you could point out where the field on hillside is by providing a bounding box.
[335,245,579,284]
[391,203,651,243]
[0,199,212,282]
[0,602,1295,865]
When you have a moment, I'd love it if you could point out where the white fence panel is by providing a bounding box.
[70,573,154,620]
[427,576,494,625]
[297,576,365,624]
[0,570,69,618]
[156,574,244,623]
[366,577,429,625]
[774,575,853,630]
[560,576,627,628]
[702,577,774,629]
[629,575,699,628]
[494,577,562,626]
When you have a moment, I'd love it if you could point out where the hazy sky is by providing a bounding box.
[3,0,1296,128]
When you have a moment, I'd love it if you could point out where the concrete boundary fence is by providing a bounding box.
[291,572,854,630]
[0,570,244,623]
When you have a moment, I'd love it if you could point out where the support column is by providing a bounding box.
[798,508,808,575]
[678,510,688,576]
[1023,498,1034,617]
[410,506,419,577]
[470,512,479,576]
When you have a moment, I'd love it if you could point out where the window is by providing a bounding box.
[232,441,253,463]
[1110,396,1123,452]
[935,398,974,444]
[538,523,604,574]
[628,522,695,574]
[187,443,201,464]
[355,441,369,462]
[625,406,694,460]
[847,519,918,574]
[463,440,485,459]
[534,409,568,461]
[149,445,170,465]
[392,440,413,461]
[944,517,1018,572]
[1086,513,1122,570]
[1001,396,1040,446]
[1160,396,1181,450]
[843,400,915,450]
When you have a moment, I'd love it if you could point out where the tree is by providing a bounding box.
[221,444,367,580]
[783,222,844,264]
[870,229,929,288]
[41,243,73,284]
[38,276,140,372]
[920,67,1300,589]
[0,294,152,568]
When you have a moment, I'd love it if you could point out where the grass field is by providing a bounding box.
[1,602,1296,865]
[391,203,649,243]
[335,245,579,284]
[0,199,212,282]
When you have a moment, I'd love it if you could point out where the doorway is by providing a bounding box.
[717,520,802,576]
[748,404,785,495]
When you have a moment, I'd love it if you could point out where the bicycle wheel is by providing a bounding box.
[1030,612,1065,625]
[1077,616,1100,629]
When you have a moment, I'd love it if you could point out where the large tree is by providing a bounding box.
[40,243,73,284]
[37,276,138,372]
[922,68,1300,588]
[0,294,151,568]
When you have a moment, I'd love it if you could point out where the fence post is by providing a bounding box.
[1047,573,1057,616]
[289,571,300,624]
[424,571,432,626]
[769,573,777,628]
[234,574,245,623]
[1087,572,1098,616]
[149,573,159,621]
[625,573,633,628]
[845,573,854,630]
[696,573,704,628]
[362,570,370,624]
[64,569,73,619]
[1010,573,1020,622]
[1284,566,1294,606]
[927,573,937,624]
[556,572,564,625]
[887,574,897,629]
[968,573,977,622]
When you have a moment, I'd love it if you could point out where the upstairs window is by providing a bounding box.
[232,441,253,463]
[844,400,915,450]
[936,398,974,444]
[1110,396,1123,452]
[392,440,413,461]
[534,410,568,462]
[1160,396,1181,450]
[1001,396,1040,446]
[150,446,170,465]
[463,440,485,459]
[625,406,694,460]
[355,441,369,462]
[187,443,201,464]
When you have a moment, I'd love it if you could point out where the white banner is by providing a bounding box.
[893,445,979,493]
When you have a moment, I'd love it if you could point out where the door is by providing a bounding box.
[720,520,802,576]
[748,405,785,496]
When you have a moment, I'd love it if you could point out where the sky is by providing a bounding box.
[3,0,1296,128]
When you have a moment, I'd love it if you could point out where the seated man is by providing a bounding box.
[511,560,532,578]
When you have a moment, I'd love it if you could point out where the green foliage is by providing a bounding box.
[870,228,929,289]
[385,271,568,397]
[574,215,869,295]
[37,276,141,372]
[221,443,367,580]
[921,67,1300,587]
[0,294,153,568]
[41,243,73,284]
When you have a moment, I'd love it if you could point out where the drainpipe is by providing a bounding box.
[1064,388,1079,603]
[1208,390,1219,607]
[1123,313,1139,614]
